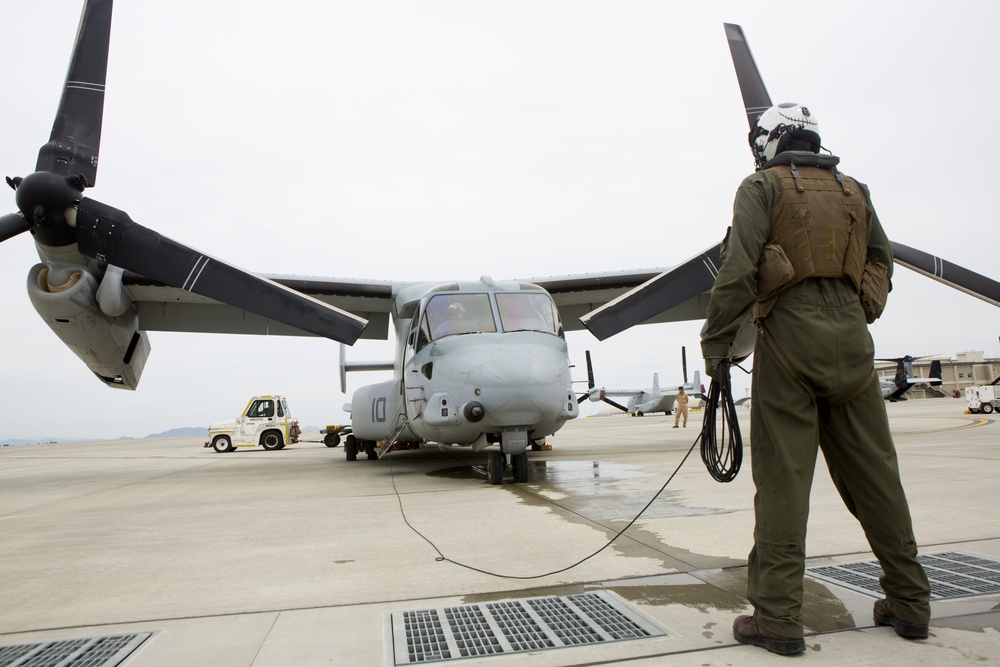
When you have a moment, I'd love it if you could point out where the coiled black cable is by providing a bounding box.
[700,360,744,482]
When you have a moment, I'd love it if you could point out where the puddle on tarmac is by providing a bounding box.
[428,459,724,522]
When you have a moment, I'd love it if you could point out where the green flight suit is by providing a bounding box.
[701,151,931,638]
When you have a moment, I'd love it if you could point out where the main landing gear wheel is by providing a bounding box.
[212,436,233,453]
[366,441,378,460]
[345,434,358,461]
[324,433,341,447]
[486,450,504,485]
[261,432,283,451]
[511,452,528,483]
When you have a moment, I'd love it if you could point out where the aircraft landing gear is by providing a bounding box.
[485,451,528,485]
[486,451,504,485]
[510,452,528,484]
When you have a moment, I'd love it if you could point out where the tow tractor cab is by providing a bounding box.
[966,378,1000,414]
[344,277,579,484]
[206,395,301,453]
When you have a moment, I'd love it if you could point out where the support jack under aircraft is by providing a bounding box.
[3,2,999,484]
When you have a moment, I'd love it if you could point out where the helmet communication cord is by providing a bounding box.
[699,360,745,483]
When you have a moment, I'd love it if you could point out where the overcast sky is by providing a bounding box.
[2,1,999,440]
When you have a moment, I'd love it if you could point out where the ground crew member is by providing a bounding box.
[700,103,931,655]
[673,386,689,428]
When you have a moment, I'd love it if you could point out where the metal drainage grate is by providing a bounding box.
[388,591,665,665]
[0,632,151,667]
[807,551,1000,601]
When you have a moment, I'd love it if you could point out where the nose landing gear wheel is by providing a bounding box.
[486,450,503,485]
[510,452,528,483]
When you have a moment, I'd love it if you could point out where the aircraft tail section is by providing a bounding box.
[652,372,660,395]
[929,360,943,386]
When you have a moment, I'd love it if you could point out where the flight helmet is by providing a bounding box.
[749,102,821,170]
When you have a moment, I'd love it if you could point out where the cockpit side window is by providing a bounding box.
[496,292,561,335]
[422,293,497,342]
[248,400,275,418]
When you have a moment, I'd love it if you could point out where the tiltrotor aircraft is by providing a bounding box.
[3,2,998,484]
[877,356,944,402]
[578,349,704,417]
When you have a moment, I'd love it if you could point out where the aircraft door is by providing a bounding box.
[241,398,273,440]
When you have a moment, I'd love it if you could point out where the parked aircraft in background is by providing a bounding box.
[578,348,704,416]
[878,356,943,402]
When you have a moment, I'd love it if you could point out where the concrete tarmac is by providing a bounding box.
[1,398,998,665]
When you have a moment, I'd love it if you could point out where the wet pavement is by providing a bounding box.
[1,398,998,665]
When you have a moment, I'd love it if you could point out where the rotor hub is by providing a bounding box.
[13,171,84,246]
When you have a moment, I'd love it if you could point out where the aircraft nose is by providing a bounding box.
[464,342,574,425]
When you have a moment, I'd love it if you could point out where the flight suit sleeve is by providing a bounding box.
[700,172,777,363]
[855,181,894,275]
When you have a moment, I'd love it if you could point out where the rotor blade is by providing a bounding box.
[577,350,596,403]
[723,23,773,130]
[0,213,30,242]
[73,198,368,344]
[581,244,723,341]
[891,241,1000,308]
[603,397,630,413]
[36,0,113,186]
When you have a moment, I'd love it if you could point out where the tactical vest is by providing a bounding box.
[764,162,868,295]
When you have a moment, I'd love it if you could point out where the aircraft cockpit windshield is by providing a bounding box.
[496,292,561,335]
[422,293,497,341]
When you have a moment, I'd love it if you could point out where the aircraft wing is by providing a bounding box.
[123,272,398,340]
[602,389,650,399]
[123,264,713,340]
[539,246,722,338]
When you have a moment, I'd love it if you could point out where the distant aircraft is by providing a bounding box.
[578,349,704,417]
[878,356,943,402]
[3,4,998,485]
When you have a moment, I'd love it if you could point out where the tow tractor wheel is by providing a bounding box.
[324,432,341,448]
[261,431,284,451]
[511,452,528,484]
[345,435,358,461]
[366,441,378,460]
[983,403,995,414]
[486,451,504,485]
[212,435,233,453]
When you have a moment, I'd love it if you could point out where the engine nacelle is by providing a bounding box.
[27,263,150,389]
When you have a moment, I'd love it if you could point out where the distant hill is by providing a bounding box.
[143,427,206,439]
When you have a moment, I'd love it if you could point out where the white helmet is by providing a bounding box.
[750,102,821,170]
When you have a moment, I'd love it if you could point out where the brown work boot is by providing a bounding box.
[732,615,805,655]
[873,599,929,639]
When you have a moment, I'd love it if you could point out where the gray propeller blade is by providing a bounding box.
[891,241,1000,308]
[74,198,369,344]
[581,244,722,341]
[723,23,772,130]
[0,213,29,242]
[36,0,112,186]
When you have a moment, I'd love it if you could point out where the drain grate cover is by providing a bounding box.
[807,551,1000,600]
[388,591,665,665]
[0,632,151,667]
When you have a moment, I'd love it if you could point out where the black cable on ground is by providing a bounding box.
[387,434,702,580]
[699,360,744,483]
